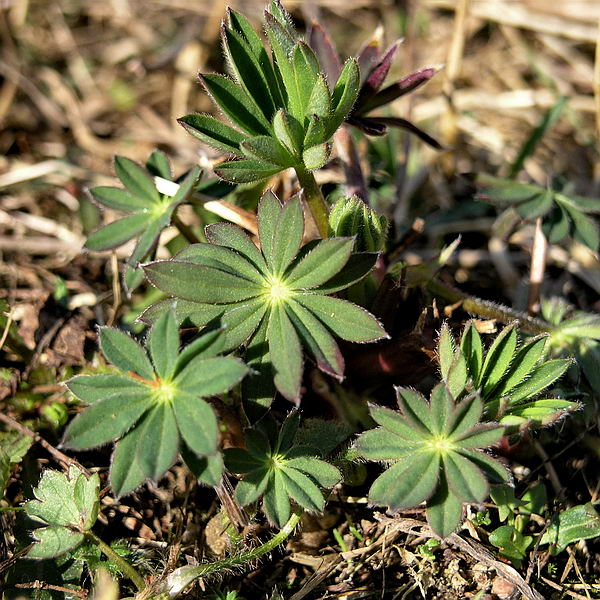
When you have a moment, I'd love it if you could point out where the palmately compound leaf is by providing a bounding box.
[143,190,387,415]
[438,321,576,429]
[62,310,249,497]
[224,411,341,527]
[86,151,203,294]
[24,465,100,559]
[355,384,508,537]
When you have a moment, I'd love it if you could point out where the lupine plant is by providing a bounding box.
[8,1,600,597]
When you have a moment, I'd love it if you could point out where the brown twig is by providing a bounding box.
[0,412,89,475]
[14,581,87,598]
[527,217,548,315]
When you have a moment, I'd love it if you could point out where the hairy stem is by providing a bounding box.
[86,531,146,591]
[161,509,303,598]
[427,278,552,335]
[295,167,329,238]
[172,213,203,244]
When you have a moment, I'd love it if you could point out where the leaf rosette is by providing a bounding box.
[356,384,509,537]
[62,310,249,497]
[178,1,360,183]
[224,411,341,527]
[142,191,387,413]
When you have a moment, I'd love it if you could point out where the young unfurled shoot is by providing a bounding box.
[438,321,577,430]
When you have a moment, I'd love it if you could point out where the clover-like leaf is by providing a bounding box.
[356,384,508,537]
[62,310,249,497]
[143,191,386,412]
[224,412,341,527]
[24,465,100,559]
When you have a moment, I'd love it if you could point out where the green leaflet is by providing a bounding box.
[214,159,283,183]
[85,213,151,252]
[99,327,154,380]
[286,238,353,289]
[110,423,147,498]
[24,466,100,559]
[178,114,245,156]
[114,156,160,203]
[240,135,295,167]
[295,294,387,342]
[175,356,249,397]
[173,394,219,458]
[66,374,147,404]
[147,309,180,379]
[268,304,303,401]
[90,186,148,211]
[369,453,440,509]
[201,74,271,136]
[62,392,152,450]
[137,403,179,481]
[144,260,264,303]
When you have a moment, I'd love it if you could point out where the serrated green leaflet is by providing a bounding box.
[224,413,341,527]
[63,310,249,497]
[24,466,100,559]
[144,191,385,405]
[356,383,507,537]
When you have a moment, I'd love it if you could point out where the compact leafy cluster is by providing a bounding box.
[143,191,387,412]
[328,195,387,253]
[473,173,600,251]
[179,1,359,183]
[542,296,600,390]
[62,310,248,496]
[356,384,509,537]
[24,466,100,559]
[224,412,341,526]
[86,153,201,289]
[438,322,576,429]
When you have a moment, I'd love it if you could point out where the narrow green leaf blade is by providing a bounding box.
[65,374,147,405]
[178,113,245,156]
[90,186,148,211]
[114,156,159,202]
[99,327,154,380]
[444,452,489,502]
[271,196,304,276]
[147,309,179,379]
[369,453,440,509]
[296,294,387,342]
[175,356,249,397]
[173,394,218,457]
[286,238,353,289]
[85,213,151,251]
[214,159,282,184]
[143,260,263,303]
[62,392,152,450]
[508,359,571,404]
[138,404,179,481]
[268,304,303,401]
[110,425,147,497]
[281,466,324,512]
[201,74,271,136]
